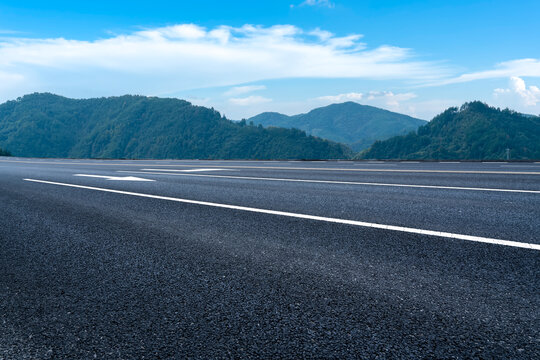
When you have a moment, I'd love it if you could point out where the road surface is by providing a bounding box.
[1,157,539,358]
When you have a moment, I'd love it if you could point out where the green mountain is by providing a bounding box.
[359,101,540,160]
[0,93,351,159]
[248,102,427,151]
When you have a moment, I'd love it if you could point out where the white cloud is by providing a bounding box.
[494,76,540,106]
[510,76,540,106]
[317,90,416,108]
[139,24,206,40]
[317,92,364,102]
[299,0,335,8]
[312,90,422,118]
[0,23,450,102]
[437,59,540,85]
[228,95,272,106]
[0,29,22,35]
[223,85,266,97]
[308,28,334,41]
[366,91,417,107]
[493,88,510,95]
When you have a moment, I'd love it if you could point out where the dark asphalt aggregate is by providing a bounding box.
[0,158,539,358]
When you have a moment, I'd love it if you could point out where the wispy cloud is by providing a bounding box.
[228,95,272,106]
[494,76,540,106]
[317,91,417,108]
[0,29,23,35]
[366,91,417,107]
[317,92,364,102]
[435,59,540,86]
[224,85,266,97]
[297,0,335,8]
[314,90,420,117]
[0,23,450,101]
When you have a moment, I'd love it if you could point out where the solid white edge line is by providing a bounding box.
[23,178,540,251]
[121,170,540,194]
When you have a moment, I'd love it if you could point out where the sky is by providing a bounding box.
[0,0,539,120]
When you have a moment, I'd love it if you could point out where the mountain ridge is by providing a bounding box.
[249,101,427,151]
[0,93,351,159]
[359,101,540,160]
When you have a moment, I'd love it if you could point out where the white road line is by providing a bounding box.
[131,165,540,175]
[355,162,396,165]
[74,174,154,181]
[23,178,540,251]
[2,159,540,174]
[171,168,228,172]
[501,165,540,168]
[129,170,540,194]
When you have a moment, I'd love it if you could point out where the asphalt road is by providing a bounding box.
[1,157,539,359]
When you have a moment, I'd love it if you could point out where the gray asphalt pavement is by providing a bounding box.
[1,157,539,358]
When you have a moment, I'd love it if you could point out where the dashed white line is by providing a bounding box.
[23,178,540,251]
[129,170,540,194]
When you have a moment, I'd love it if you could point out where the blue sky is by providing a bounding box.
[1,0,539,119]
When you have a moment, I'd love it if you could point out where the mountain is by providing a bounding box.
[359,101,540,160]
[248,102,427,151]
[0,93,351,159]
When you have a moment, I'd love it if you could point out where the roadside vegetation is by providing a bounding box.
[358,101,540,160]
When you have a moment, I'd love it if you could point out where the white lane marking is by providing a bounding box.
[23,178,540,251]
[501,165,540,168]
[1,159,540,174]
[129,165,540,175]
[122,170,540,194]
[170,168,228,172]
[355,163,397,166]
[74,174,154,182]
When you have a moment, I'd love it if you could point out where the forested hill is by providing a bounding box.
[249,102,426,151]
[359,102,540,160]
[0,93,351,159]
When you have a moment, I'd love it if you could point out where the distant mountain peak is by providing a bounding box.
[249,102,426,151]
